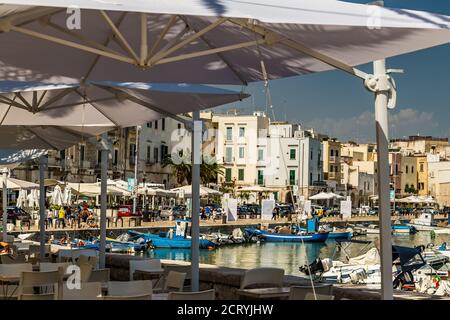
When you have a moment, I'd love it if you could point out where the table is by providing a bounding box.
[236,287,291,300]
[0,275,20,300]
[135,269,165,288]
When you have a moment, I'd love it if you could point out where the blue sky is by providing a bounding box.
[216,0,450,143]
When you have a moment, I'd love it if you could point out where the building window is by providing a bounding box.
[113,149,118,165]
[335,166,338,173]
[257,170,264,185]
[147,122,152,128]
[146,145,151,163]
[177,123,182,135]
[154,120,158,129]
[420,163,424,172]
[405,165,409,174]
[225,147,233,163]
[335,150,339,157]
[258,149,264,161]
[97,150,102,164]
[162,118,165,131]
[239,127,245,137]
[289,170,296,186]
[238,169,244,181]
[330,165,333,172]
[226,127,232,141]
[238,146,245,159]
[318,173,321,182]
[309,172,312,185]
[161,145,169,162]
[153,147,159,163]
[79,144,85,164]
[310,150,313,160]
[129,144,136,165]
[330,150,334,157]
[411,166,414,173]
[59,150,65,161]
[290,149,296,160]
[225,168,232,182]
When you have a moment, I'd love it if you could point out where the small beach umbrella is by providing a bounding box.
[16,189,27,208]
[50,185,63,206]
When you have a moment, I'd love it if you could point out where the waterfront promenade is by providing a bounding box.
[11,214,449,234]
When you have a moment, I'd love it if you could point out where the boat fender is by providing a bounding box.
[321,258,332,272]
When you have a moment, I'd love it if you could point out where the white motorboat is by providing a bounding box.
[406,209,445,231]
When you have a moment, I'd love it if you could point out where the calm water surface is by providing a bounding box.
[143,233,450,276]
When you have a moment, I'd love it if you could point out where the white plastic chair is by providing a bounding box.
[240,267,285,289]
[289,283,333,300]
[103,294,151,300]
[40,262,72,275]
[62,282,102,300]
[304,292,335,300]
[107,280,152,297]
[17,270,62,300]
[168,289,215,300]
[129,259,162,281]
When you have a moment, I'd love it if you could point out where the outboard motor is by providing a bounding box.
[299,258,325,275]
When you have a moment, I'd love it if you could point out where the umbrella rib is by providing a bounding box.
[38,87,77,110]
[36,90,48,108]
[73,88,120,127]
[41,97,117,111]
[84,12,128,80]
[180,17,249,85]
[95,84,188,124]
[0,95,16,125]
[146,15,179,61]
[148,17,228,65]
[14,92,32,110]
[99,10,140,64]
[228,18,368,80]
[23,126,59,150]
[0,94,28,110]
[9,25,135,65]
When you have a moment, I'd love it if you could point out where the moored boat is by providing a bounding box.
[243,227,329,243]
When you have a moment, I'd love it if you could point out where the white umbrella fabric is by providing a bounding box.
[16,189,27,208]
[309,192,334,200]
[170,185,222,198]
[0,1,449,85]
[27,189,39,208]
[1,0,449,297]
[62,186,71,205]
[4,177,38,190]
[50,185,63,206]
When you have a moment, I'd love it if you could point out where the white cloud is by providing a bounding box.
[302,108,438,142]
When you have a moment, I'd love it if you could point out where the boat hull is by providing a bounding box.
[261,232,329,243]
[328,232,352,240]
[127,230,215,249]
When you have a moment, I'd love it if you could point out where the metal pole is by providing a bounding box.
[39,156,47,258]
[2,168,8,240]
[374,58,393,300]
[191,111,201,292]
[99,134,108,269]
[133,126,140,215]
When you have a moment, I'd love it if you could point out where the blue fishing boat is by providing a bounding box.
[392,224,417,234]
[127,220,216,249]
[243,227,329,243]
[327,231,353,240]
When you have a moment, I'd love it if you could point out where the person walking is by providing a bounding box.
[58,206,66,228]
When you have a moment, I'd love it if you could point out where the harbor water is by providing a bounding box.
[143,232,450,276]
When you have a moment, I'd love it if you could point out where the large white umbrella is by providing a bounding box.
[4,177,38,190]
[27,188,39,208]
[1,0,449,297]
[170,185,222,198]
[0,1,448,85]
[309,192,335,200]
[237,186,278,193]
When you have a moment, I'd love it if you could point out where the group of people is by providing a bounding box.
[200,206,222,222]
[46,202,96,228]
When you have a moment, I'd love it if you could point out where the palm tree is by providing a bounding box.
[201,161,224,185]
[163,151,192,185]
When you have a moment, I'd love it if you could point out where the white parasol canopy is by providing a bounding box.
[0,81,248,149]
[236,186,277,193]
[308,192,345,200]
[171,185,222,198]
[50,184,63,206]
[4,177,38,190]
[397,195,436,204]
[27,188,39,208]
[0,1,448,84]
[138,187,177,197]
[16,189,27,208]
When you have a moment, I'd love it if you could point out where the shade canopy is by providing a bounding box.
[4,177,38,190]
[0,80,248,149]
[138,187,177,197]
[171,185,222,198]
[397,195,436,204]
[0,1,449,85]
[309,191,344,200]
[66,182,124,197]
[236,185,278,193]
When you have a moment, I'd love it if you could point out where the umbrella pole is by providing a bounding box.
[99,134,108,269]
[2,168,8,240]
[38,156,47,258]
[373,58,393,300]
[191,110,201,292]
